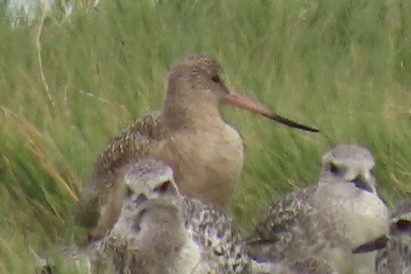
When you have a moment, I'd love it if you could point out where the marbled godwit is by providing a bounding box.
[75,54,319,239]
[247,144,389,274]
[91,158,248,274]
[353,200,411,274]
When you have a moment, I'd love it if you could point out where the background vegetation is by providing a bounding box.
[0,0,410,272]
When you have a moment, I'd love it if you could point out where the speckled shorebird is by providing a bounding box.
[75,54,319,239]
[247,144,389,274]
[250,256,338,274]
[353,200,411,274]
[91,158,248,274]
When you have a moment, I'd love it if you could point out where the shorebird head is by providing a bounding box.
[120,159,183,231]
[320,144,377,193]
[107,159,187,271]
[124,158,180,201]
[164,54,319,132]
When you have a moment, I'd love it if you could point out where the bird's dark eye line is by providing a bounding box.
[329,163,339,174]
[395,220,411,232]
[153,180,171,194]
[126,186,134,196]
[211,74,221,83]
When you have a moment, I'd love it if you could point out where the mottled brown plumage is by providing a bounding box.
[91,159,248,274]
[75,54,319,239]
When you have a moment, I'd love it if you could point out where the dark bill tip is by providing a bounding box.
[225,92,320,133]
[266,113,320,133]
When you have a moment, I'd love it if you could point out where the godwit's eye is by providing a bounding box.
[211,75,221,83]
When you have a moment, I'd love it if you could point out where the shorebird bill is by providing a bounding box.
[352,235,389,254]
[225,92,320,133]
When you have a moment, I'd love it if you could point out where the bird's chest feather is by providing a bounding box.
[152,125,244,207]
[314,184,389,247]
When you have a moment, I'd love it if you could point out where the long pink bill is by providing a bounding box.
[225,92,320,133]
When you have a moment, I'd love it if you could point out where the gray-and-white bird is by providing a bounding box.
[250,256,338,274]
[91,158,248,274]
[247,144,389,274]
[353,200,411,274]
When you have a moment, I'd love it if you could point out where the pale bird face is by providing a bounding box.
[121,159,180,218]
[320,144,376,193]
[118,159,183,234]
[124,159,179,199]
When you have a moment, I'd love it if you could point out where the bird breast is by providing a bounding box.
[152,123,244,208]
[313,182,389,247]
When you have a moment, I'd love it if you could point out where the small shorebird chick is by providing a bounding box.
[247,144,389,274]
[75,54,319,240]
[91,158,248,274]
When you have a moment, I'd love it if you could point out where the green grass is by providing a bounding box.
[0,0,410,272]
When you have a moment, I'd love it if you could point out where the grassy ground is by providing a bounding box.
[0,0,410,272]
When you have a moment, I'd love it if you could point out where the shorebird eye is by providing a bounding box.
[153,180,171,194]
[395,220,411,232]
[126,186,134,196]
[329,163,339,175]
[211,74,221,83]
